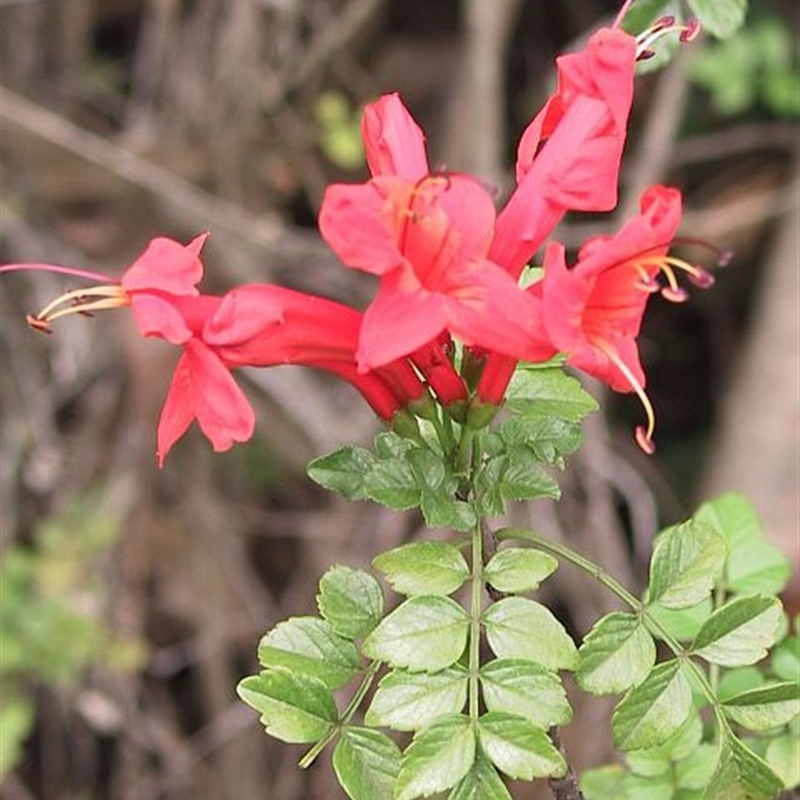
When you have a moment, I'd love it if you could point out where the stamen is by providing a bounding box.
[635,17,701,60]
[635,255,715,301]
[592,337,657,455]
[34,285,129,321]
[672,237,734,267]
[40,296,132,324]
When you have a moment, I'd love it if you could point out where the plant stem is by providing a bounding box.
[495,527,723,710]
[298,659,382,769]
[468,516,483,721]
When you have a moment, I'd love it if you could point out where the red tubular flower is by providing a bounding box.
[319,96,552,373]
[489,27,637,280]
[3,237,426,465]
[534,185,715,452]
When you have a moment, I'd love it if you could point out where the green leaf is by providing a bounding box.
[625,714,704,776]
[687,0,748,39]
[364,458,420,510]
[695,493,791,595]
[645,597,713,641]
[236,669,337,743]
[722,682,800,731]
[497,448,561,502]
[0,696,34,775]
[482,597,577,671]
[498,416,582,464]
[362,596,469,672]
[504,367,598,422]
[621,770,674,800]
[479,659,572,728]
[420,491,476,532]
[612,661,693,750]
[447,754,512,800]
[395,715,476,800]
[373,542,469,597]
[772,636,800,682]
[483,548,558,593]
[317,565,384,640]
[577,612,657,695]
[674,742,718,790]
[257,617,359,690]
[580,764,630,800]
[365,666,468,731]
[691,595,782,666]
[478,712,565,780]
[766,734,800,790]
[706,732,785,800]
[718,667,766,701]
[647,520,727,609]
[307,446,375,500]
[332,727,401,800]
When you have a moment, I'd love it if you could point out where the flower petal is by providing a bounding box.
[122,235,207,295]
[445,259,556,362]
[362,93,429,180]
[357,270,447,370]
[157,339,255,464]
[130,294,193,344]
[318,180,405,275]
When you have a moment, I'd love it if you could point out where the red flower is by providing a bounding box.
[3,237,426,465]
[319,95,550,373]
[534,185,714,451]
[489,27,637,280]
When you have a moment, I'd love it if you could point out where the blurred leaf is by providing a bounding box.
[766,734,800,789]
[332,727,401,800]
[365,666,468,731]
[237,669,337,743]
[0,695,34,776]
[687,0,748,40]
[362,596,469,672]
[373,542,469,597]
[580,764,630,800]
[772,636,800,682]
[482,597,577,671]
[317,566,384,640]
[694,493,791,594]
[691,596,782,666]
[395,715,476,800]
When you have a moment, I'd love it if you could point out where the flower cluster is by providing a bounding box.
[1,13,720,465]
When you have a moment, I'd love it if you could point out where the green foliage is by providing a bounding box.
[248,361,794,800]
[0,496,139,777]
[315,91,364,169]
[688,17,800,117]
[580,493,796,799]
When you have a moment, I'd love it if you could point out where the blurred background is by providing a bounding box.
[0,1,797,798]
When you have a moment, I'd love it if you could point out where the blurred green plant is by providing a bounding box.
[0,496,143,775]
[314,91,365,170]
[687,16,800,117]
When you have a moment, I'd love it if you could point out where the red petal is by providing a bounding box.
[319,181,405,275]
[362,93,429,180]
[122,236,206,295]
[130,294,193,344]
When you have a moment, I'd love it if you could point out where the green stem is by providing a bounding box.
[468,517,484,721]
[298,659,382,769]
[495,527,723,711]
